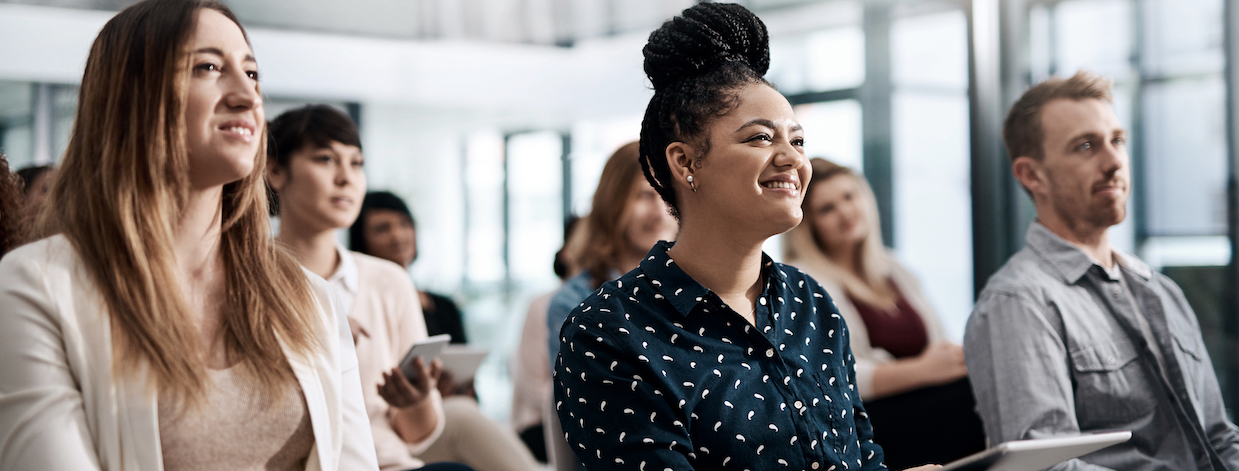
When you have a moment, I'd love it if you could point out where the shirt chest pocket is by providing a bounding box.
[1068,340,1157,427]
[808,366,861,459]
[1172,334,1208,404]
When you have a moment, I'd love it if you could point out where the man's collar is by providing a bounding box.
[1026,221,1151,284]
[327,243,360,294]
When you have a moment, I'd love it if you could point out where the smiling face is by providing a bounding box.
[362,208,417,268]
[268,140,366,232]
[622,176,678,256]
[807,174,869,256]
[1018,98,1129,235]
[683,83,809,237]
[183,8,262,191]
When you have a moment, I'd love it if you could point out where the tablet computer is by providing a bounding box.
[398,334,452,381]
[939,431,1131,471]
[440,345,489,383]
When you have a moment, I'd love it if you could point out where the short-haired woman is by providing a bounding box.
[0,1,377,469]
[269,105,535,471]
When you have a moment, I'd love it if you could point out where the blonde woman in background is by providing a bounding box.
[0,1,377,468]
[783,157,983,469]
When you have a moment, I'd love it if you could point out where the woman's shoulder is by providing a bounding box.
[2,234,76,266]
[349,251,412,282]
[347,250,419,298]
[1,235,86,290]
[0,236,101,336]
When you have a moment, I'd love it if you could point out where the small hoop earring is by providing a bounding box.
[687,175,696,192]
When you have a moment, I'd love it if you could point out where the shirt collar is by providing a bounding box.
[639,240,785,318]
[1025,221,1152,284]
[326,243,360,295]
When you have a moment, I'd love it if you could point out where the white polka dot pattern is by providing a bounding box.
[552,241,886,471]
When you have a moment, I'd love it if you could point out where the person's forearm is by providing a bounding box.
[869,358,936,399]
[391,398,439,445]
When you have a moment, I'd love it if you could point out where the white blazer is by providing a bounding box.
[0,236,379,470]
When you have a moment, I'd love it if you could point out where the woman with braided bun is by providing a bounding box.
[552,3,939,470]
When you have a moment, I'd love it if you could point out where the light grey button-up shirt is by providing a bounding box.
[965,222,1239,471]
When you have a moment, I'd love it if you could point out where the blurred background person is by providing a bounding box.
[269,104,535,471]
[509,216,580,464]
[0,1,378,469]
[543,141,676,470]
[268,104,451,471]
[0,154,25,257]
[16,164,54,223]
[351,191,468,344]
[544,141,677,368]
[545,142,678,471]
[783,157,984,469]
[350,191,473,399]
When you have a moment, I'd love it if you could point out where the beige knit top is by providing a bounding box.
[158,366,314,471]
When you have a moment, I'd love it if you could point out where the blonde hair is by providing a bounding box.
[783,158,896,308]
[566,142,649,288]
[40,0,320,405]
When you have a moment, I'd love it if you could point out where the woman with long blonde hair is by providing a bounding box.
[783,157,982,468]
[0,0,377,469]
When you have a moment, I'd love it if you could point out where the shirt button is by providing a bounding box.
[766,348,775,358]
[811,462,820,469]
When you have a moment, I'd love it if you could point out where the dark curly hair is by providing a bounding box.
[639,2,772,218]
[0,153,24,256]
[348,190,415,256]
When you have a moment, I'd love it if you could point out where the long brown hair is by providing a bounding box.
[566,142,648,288]
[783,158,896,308]
[40,0,320,404]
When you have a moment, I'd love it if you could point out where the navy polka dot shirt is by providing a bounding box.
[554,241,885,471]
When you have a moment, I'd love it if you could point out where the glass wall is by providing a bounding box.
[1023,0,1235,406]
[774,0,975,338]
[890,6,972,337]
[0,81,76,171]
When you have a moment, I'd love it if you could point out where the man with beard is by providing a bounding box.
[964,71,1239,471]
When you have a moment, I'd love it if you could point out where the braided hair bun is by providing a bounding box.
[643,3,770,90]
[638,3,773,218]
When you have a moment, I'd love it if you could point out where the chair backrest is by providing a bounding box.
[543,398,582,471]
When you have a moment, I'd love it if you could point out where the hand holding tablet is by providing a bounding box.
[399,334,452,381]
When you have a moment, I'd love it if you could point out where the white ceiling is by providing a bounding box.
[0,0,833,45]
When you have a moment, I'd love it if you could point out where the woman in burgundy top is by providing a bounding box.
[783,158,984,469]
